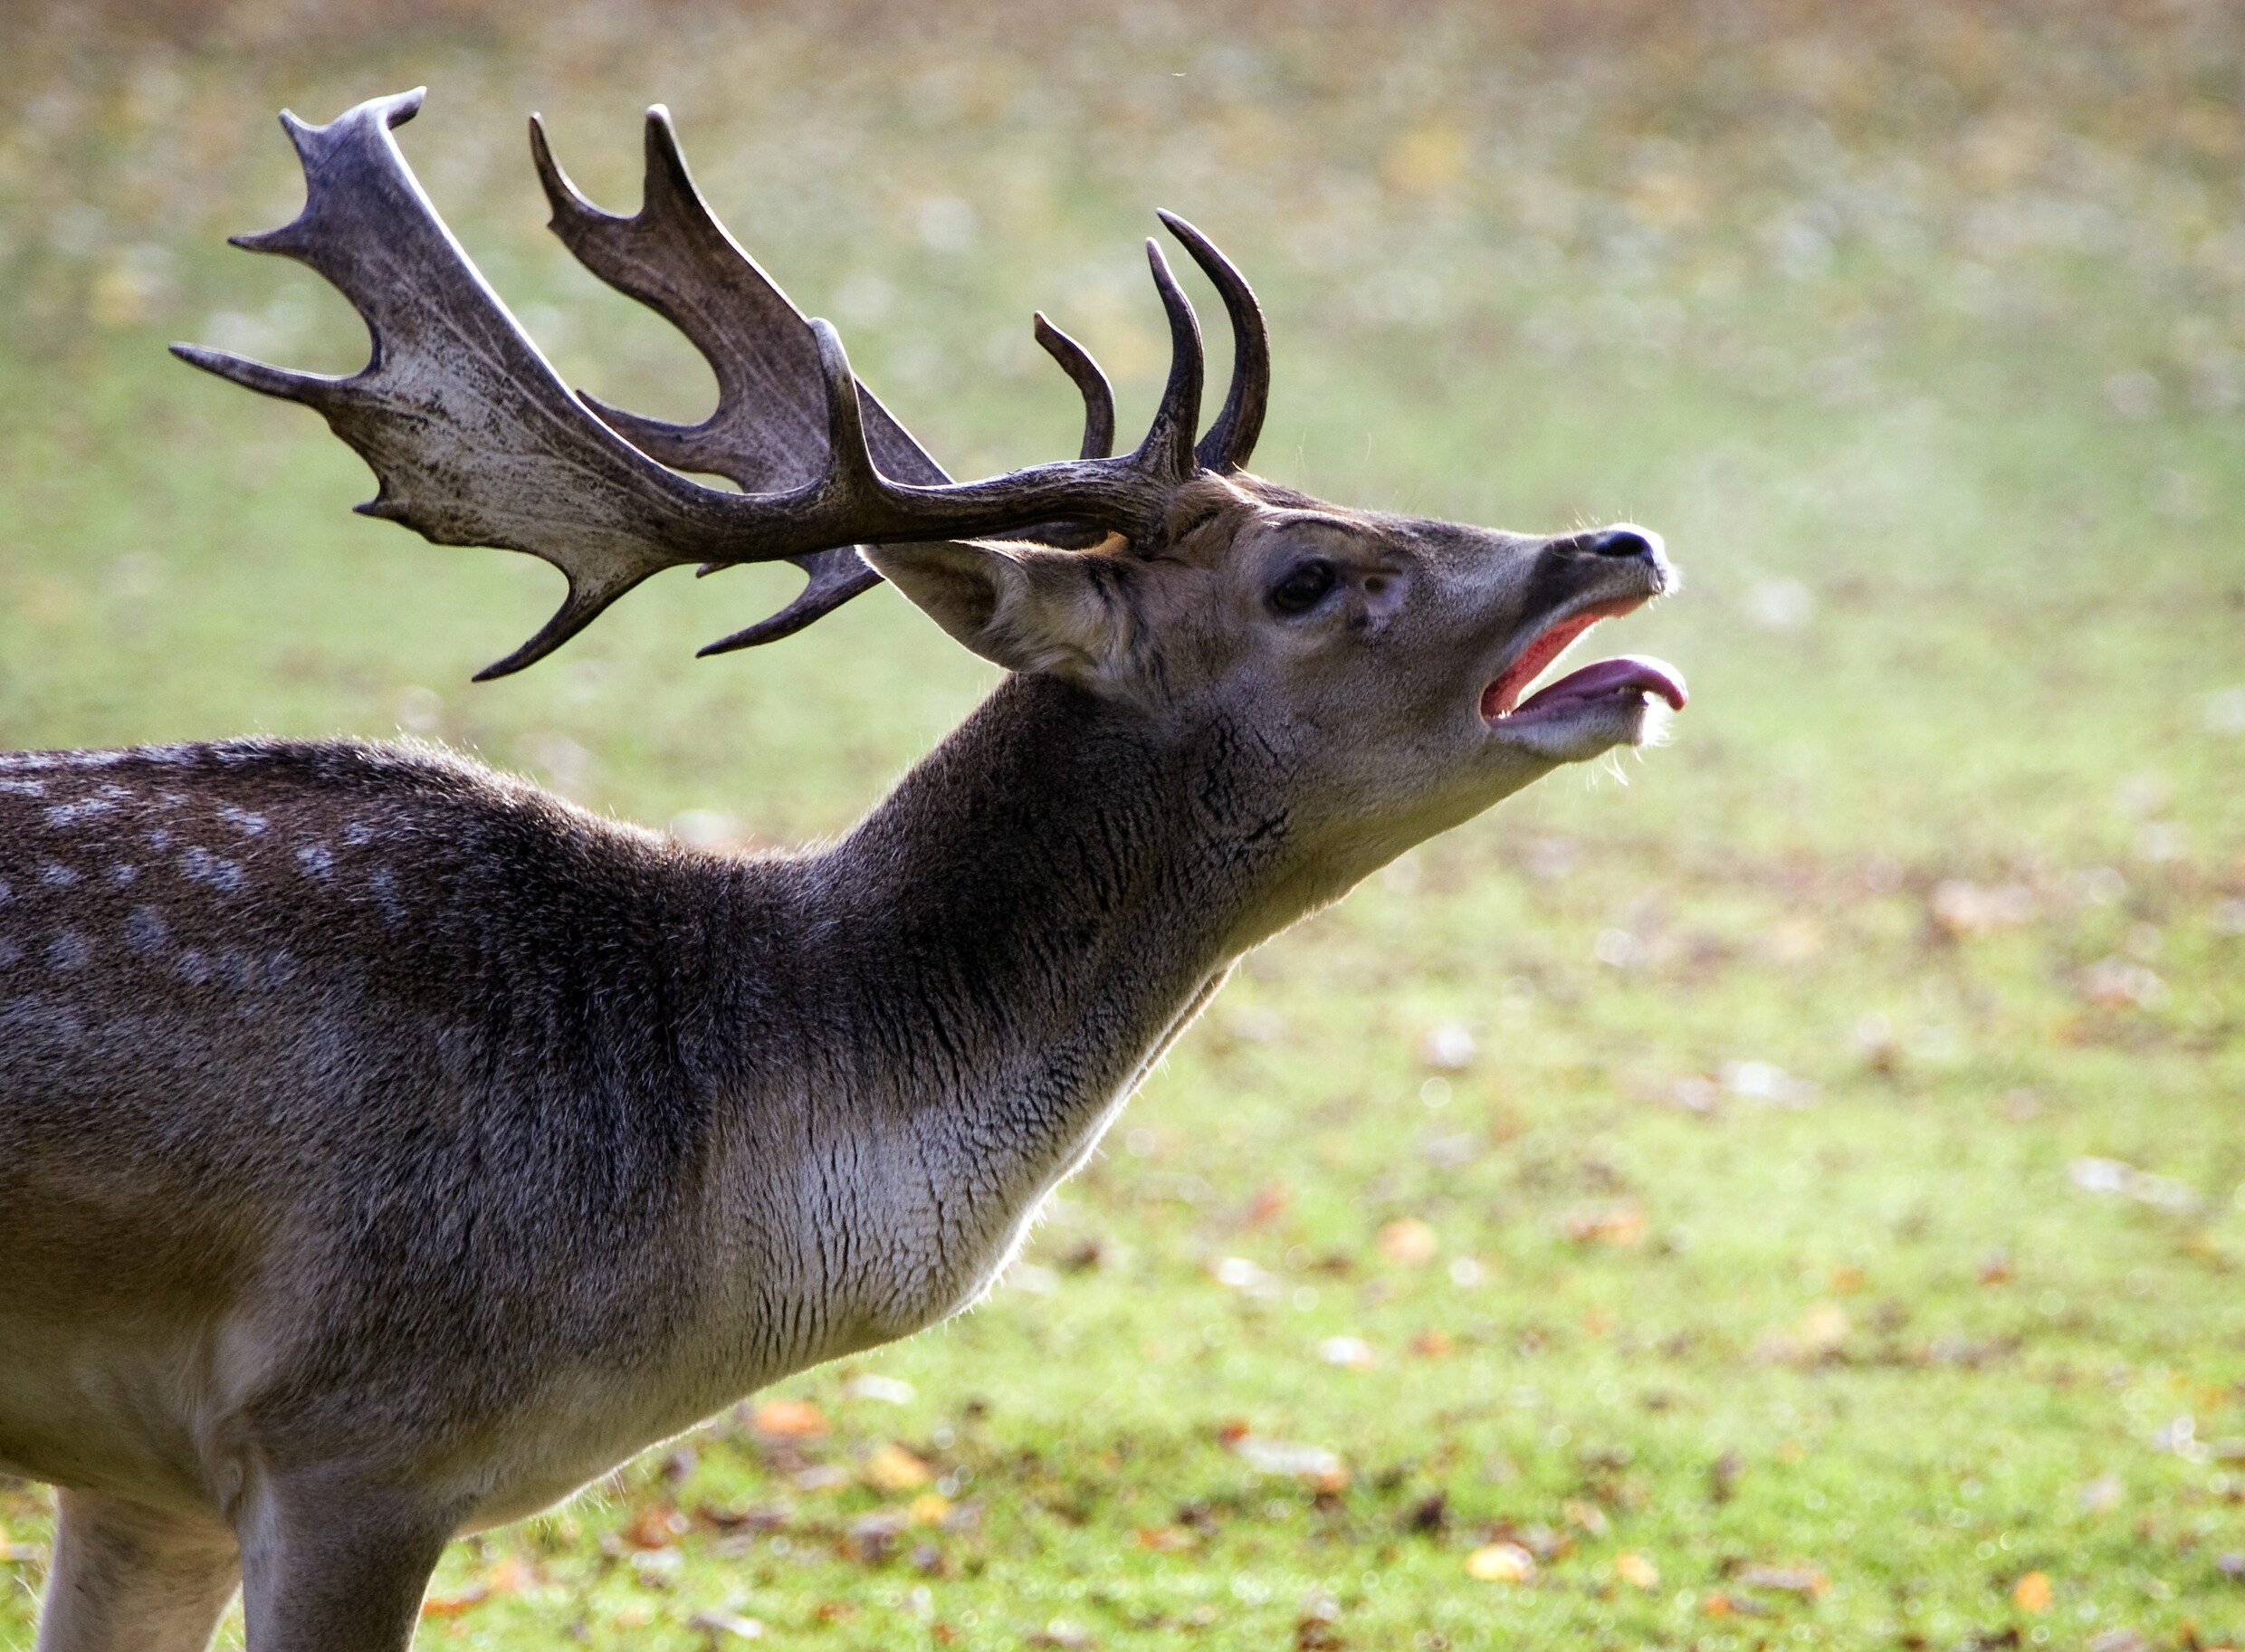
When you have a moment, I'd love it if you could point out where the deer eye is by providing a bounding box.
[1269,560,1339,615]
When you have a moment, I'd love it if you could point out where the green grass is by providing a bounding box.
[5,5,2244,1648]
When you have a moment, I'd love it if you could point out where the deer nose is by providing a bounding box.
[1577,525,1663,560]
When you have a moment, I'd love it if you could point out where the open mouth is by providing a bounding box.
[1479,598,1687,725]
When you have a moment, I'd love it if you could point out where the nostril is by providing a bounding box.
[1582,526,1659,560]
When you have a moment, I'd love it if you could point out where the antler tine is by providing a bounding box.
[532,101,939,647]
[1156,210,1269,473]
[693,319,901,660]
[1032,313,1117,460]
[530,107,683,465]
[175,89,748,680]
[532,103,952,496]
[697,307,1156,656]
[807,319,887,511]
[693,550,886,656]
[1132,239,1204,484]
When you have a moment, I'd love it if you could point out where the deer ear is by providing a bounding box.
[862,541,1136,684]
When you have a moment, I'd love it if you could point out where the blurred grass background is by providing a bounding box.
[2,2,2242,1648]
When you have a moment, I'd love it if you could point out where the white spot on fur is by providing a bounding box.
[296,844,334,879]
[0,778,44,796]
[179,847,245,893]
[44,797,117,826]
[148,828,173,850]
[46,931,91,971]
[0,754,60,771]
[136,743,196,765]
[342,819,375,846]
[40,863,81,888]
[177,949,211,985]
[126,907,167,951]
[219,805,268,836]
[107,864,138,887]
[368,867,405,926]
[67,750,126,769]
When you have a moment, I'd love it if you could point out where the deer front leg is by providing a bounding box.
[34,1489,240,1652]
[234,1471,452,1652]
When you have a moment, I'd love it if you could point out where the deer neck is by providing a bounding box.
[822,672,1275,1100]
[784,673,1281,1329]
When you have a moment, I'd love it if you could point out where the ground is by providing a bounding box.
[2,3,2242,1647]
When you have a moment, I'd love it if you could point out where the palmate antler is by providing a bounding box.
[175,89,1271,678]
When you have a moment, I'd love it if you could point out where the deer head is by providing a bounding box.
[177,90,1683,911]
[908,483,1682,922]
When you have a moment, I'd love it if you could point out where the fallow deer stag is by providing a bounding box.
[0,90,1684,1651]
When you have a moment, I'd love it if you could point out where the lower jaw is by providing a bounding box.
[1488,695,1663,759]
[1487,687,1654,732]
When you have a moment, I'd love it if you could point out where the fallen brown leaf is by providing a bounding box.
[752,1398,827,1438]
[1377,1218,1439,1266]
[1561,1201,1646,1247]
[1244,1179,1292,1227]
[418,1588,488,1619]
[862,1442,934,1492]
[483,1554,536,1595]
[620,1505,688,1551]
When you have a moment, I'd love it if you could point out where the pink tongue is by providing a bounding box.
[1513,654,1687,716]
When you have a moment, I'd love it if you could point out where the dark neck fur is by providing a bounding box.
[801,675,1275,1123]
